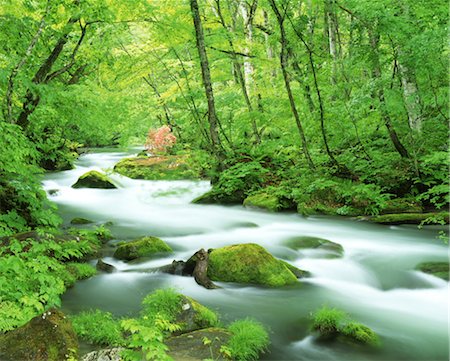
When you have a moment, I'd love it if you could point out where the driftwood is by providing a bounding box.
[191,248,220,289]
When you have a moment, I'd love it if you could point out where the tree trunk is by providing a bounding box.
[398,58,422,132]
[190,0,224,167]
[269,0,315,170]
[369,29,410,158]
[192,249,220,289]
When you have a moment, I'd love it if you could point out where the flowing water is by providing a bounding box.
[43,148,449,361]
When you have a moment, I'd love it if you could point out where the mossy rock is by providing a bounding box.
[284,236,344,257]
[338,322,380,347]
[370,212,449,225]
[208,243,299,287]
[0,308,78,361]
[62,262,97,287]
[280,260,310,278]
[113,236,172,260]
[243,192,280,212]
[175,296,220,333]
[415,262,449,280]
[381,198,423,214]
[166,328,231,361]
[70,217,94,225]
[72,170,117,189]
[192,189,244,205]
[82,348,125,361]
[114,155,199,180]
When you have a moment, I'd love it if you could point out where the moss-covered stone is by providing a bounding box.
[370,212,449,225]
[208,243,299,287]
[381,198,423,214]
[280,260,310,278]
[72,170,117,189]
[192,189,244,205]
[114,155,199,180]
[176,296,220,333]
[415,262,449,280]
[339,322,380,347]
[243,192,281,212]
[166,328,231,361]
[70,217,94,225]
[62,262,97,287]
[284,236,344,257]
[113,236,172,260]
[0,308,78,361]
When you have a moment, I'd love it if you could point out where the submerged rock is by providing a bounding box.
[370,212,449,225]
[82,348,125,361]
[284,236,344,257]
[208,243,300,287]
[114,155,198,180]
[166,328,231,361]
[96,259,117,273]
[113,236,172,260]
[0,308,78,361]
[415,261,449,280]
[72,170,117,189]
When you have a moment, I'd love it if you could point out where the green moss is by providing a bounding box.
[370,212,449,225]
[208,243,298,287]
[62,262,96,287]
[192,189,244,205]
[70,217,93,225]
[226,318,269,361]
[70,310,125,346]
[311,306,380,347]
[0,308,78,361]
[243,192,281,212]
[415,262,449,280]
[381,198,423,214]
[284,236,344,257]
[113,236,172,260]
[114,155,199,180]
[340,322,380,347]
[72,170,117,189]
[188,297,219,329]
[279,260,310,278]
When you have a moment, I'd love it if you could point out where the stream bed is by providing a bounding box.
[43,148,449,361]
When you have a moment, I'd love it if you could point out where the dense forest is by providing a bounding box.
[0,0,448,360]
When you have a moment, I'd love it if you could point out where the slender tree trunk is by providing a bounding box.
[269,0,315,170]
[369,30,410,158]
[398,58,422,132]
[190,0,224,166]
[324,0,338,85]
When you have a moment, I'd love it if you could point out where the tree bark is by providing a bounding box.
[190,0,224,167]
[269,0,315,170]
[192,249,220,289]
[369,29,410,158]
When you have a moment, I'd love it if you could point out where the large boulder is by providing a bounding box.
[114,155,199,180]
[284,236,344,258]
[0,308,78,361]
[208,243,300,287]
[72,170,117,189]
[415,262,449,281]
[113,236,172,260]
[166,328,231,361]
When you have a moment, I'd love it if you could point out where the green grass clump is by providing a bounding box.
[226,318,269,361]
[311,306,347,336]
[70,310,125,346]
[141,288,182,322]
[311,306,380,346]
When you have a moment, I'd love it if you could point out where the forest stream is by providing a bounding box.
[43,148,448,361]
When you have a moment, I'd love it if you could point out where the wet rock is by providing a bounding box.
[284,236,344,257]
[415,261,449,280]
[81,347,125,361]
[113,236,172,261]
[70,217,94,225]
[175,295,219,333]
[48,189,59,196]
[114,155,198,180]
[72,170,117,189]
[208,243,299,287]
[0,308,78,361]
[370,212,449,225]
[166,328,231,361]
[96,259,117,273]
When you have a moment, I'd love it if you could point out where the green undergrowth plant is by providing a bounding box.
[311,306,380,347]
[226,318,269,361]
